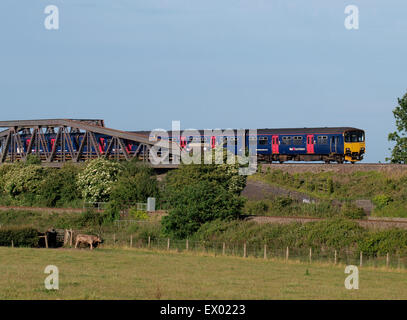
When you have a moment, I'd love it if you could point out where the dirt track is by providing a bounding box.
[246,215,407,230]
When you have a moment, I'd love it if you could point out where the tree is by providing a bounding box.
[39,164,82,207]
[109,160,159,206]
[161,180,245,239]
[77,159,123,203]
[387,90,407,163]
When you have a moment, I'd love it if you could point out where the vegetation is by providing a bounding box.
[251,169,407,217]
[0,226,39,247]
[77,159,123,203]
[192,218,407,256]
[388,90,407,163]
[161,164,246,238]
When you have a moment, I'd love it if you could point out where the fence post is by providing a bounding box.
[70,229,73,247]
[334,250,337,265]
[130,235,133,248]
[309,248,312,263]
[148,236,151,248]
[167,238,170,251]
[45,235,48,249]
[113,233,116,245]
[386,253,389,268]
[286,247,289,262]
[186,239,189,251]
[398,255,401,270]
[360,251,363,267]
[11,240,14,248]
[264,244,267,260]
[243,242,247,258]
[222,242,226,256]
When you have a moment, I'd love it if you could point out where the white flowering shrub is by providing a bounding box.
[77,159,123,202]
[4,164,45,197]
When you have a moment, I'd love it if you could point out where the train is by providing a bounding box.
[11,126,365,164]
[142,127,366,164]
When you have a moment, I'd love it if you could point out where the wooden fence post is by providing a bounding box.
[148,236,151,248]
[309,248,312,263]
[45,236,48,249]
[286,247,289,262]
[70,229,73,247]
[130,235,133,248]
[386,253,389,268]
[264,244,267,260]
[243,242,247,258]
[113,233,116,245]
[167,238,170,251]
[186,239,189,251]
[11,240,14,248]
[334,250,337,265]
[360,251,363,267]
[222,242,226,256]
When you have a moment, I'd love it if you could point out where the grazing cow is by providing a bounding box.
[75,234,103,250]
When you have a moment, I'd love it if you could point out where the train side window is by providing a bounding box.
[259,137,268,145]
[282,136,292,145]
[293,136,303,145]
[317,136,328,144]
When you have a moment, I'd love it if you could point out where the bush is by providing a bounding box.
[3,164,45,197]
[77,159,123,202]
[75,210,107,228]
[0,226,39,247]
[39,165,82,207]
[109,161,159,207]
[162,180,245,238]
[245,200,269,215]
[129,208,149,221]
[373,194,393,209]
[341,203,366,219]
[358,229,407,256]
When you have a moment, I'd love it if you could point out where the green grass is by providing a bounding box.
[1,247,407,299]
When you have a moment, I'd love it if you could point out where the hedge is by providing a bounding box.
[0,226,39,247]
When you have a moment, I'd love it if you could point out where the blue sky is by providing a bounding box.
[0,0,406,162]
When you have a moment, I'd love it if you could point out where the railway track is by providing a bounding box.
[259,163,407,174]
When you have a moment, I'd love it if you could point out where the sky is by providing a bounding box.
[0,0,406,163]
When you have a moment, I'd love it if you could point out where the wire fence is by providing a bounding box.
[91,233,407,270]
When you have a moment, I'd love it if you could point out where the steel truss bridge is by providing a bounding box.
[0,119,179,168]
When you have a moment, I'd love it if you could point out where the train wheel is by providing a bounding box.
[351,161,355,164]
[279,161,284,164]
[324,160,330,164]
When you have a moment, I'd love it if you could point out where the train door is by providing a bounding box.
[272,135,279,154]
[210,136,216,149]
[330,136,337,153]
[306,135,314,153]
[180,136,186,149]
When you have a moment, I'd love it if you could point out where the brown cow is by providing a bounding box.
[75,234,102,250]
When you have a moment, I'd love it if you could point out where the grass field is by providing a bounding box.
[1,247,407,300]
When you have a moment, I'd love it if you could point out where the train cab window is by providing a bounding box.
[259,137,268,145]
[345,131,365,143]
[282,136,292,145]
[317,136,328,144]
[293,136,303,145]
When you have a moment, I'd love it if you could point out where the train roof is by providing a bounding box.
[129,127,364,136]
